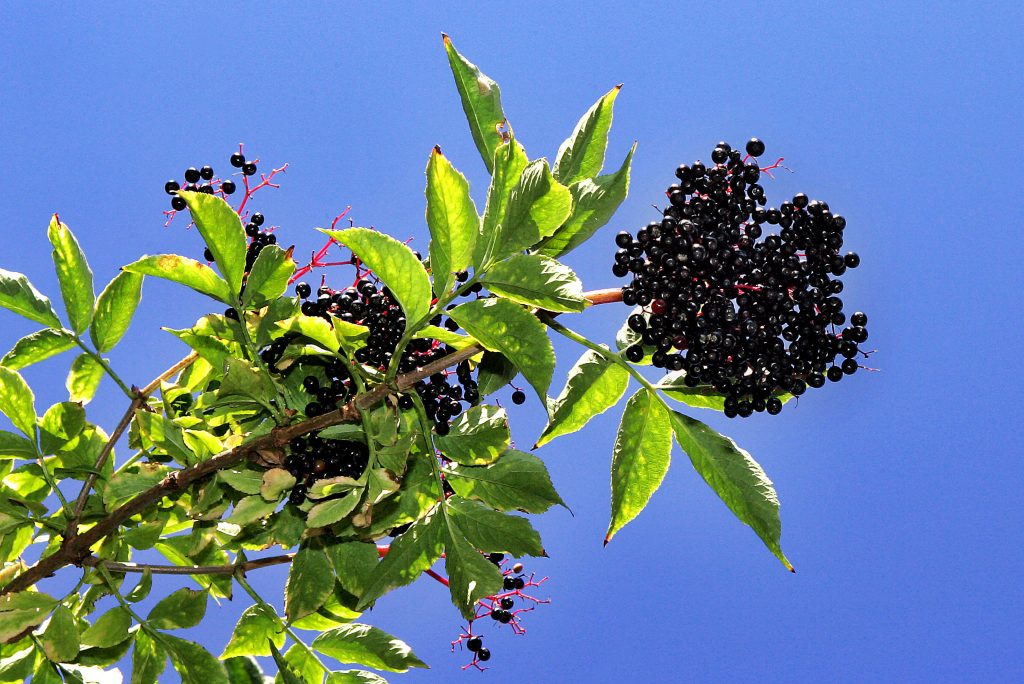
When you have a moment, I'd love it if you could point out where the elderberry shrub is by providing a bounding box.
[612,139,870,417]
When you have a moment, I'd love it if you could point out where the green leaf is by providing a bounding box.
[426,147,479,295]
[669,410,793,571]
[307,495,360,528]
[0,367,36,437]
[356,507,444,609]
[80,607,131,649]
[326,542,379,599]
[225,495,278,526]
[219,466,265,495]
[0,646,36,682]
[125,569,153,603]
[147,588,207,630]
[442,34,507,172]
[449,298,554,405]
[132,630,167,684]
[312,624,427,673]
[38,605,79,663]
[31,659,62,684]
[272,642,322,684]
[447,496,544,556]
[326,671,389,684]
[260,468,297,502]
[537,142,635,258]
[179,191,247,297]
[47,216,95,334]
[656,371,794,412]
[553,85,621,184]
[224,656,265,684]
[476,140,529,267]
[0,430,36,460]
[475,351,517,398]
[103,464,169,510]
[1,329,75,371]
[135,411,195,464]
[90,270,144,352]
[285,546,334,622]
[242,245,295,308]
[537,349,630,448]
[0,268,61,328]
[606,389,673,544]
[66,354,104,404]
[482,254,587,312]
[321,228,431,325]
[123,255,233,304]
[221,605,284,658]
[489,160,573,263]
[39,401,86,454]
[434,405,509,465]
[443,515,504,620]
[164,634,229,684]
[446,449,565,513]
[219,358,277,406]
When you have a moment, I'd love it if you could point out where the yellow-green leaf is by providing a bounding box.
[606,389,672,544]
[47,215,95,334]
[426,146,479,295]
[1,329,75,371]
[123,254,233,304]
[442,34,507,173]
[552,84,621,185]
[670,410,793,571]
[91,270,143,353]
[482,254,587,312]
[0,366,36,437]
[179,191,248,298]
[0,268,61,328]
[321,228,431,325]
[537,349,629,448]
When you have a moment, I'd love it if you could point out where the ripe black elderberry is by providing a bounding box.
[477,648,491,662]
[511,390,526,405]
[230,153,246,168]
[284,433,369,505]
[184,167,201,183]
[221,180,236,195]
[467,637,483,652]
[164,180,180,195]
[242,162,258,176]
[295,282,312,299]
[200,165,214,180]
[171,196,187,211]
[612,138,870,416]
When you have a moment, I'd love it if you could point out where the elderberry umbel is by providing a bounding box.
[451,557,549,671]
[612,139,870,417]
[163,153,251,211]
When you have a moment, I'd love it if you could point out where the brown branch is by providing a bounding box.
[82,552,296,576]
[66,352,199,538]
[2,289,622,597]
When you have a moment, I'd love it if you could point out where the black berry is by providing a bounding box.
[511,390,526,405]
[164,180,180,195]
[184,167,201,183]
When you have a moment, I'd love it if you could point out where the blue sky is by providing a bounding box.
[1,2,1021,682]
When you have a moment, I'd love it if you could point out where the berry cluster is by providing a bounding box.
[163,151,259,210]
[283,433,369,504]
[293,276,484,435]
[452,557,549,671]
[613,138,870,417]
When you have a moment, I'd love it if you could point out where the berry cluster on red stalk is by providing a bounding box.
[612,138,871,417]
[449,557,550,671]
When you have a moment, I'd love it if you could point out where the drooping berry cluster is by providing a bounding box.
[451,558,549,671]
[283,433,369,504]
[612,138,870,417]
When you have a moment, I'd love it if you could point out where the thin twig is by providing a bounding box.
[65,352,199,538]
[82,552,296,576]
